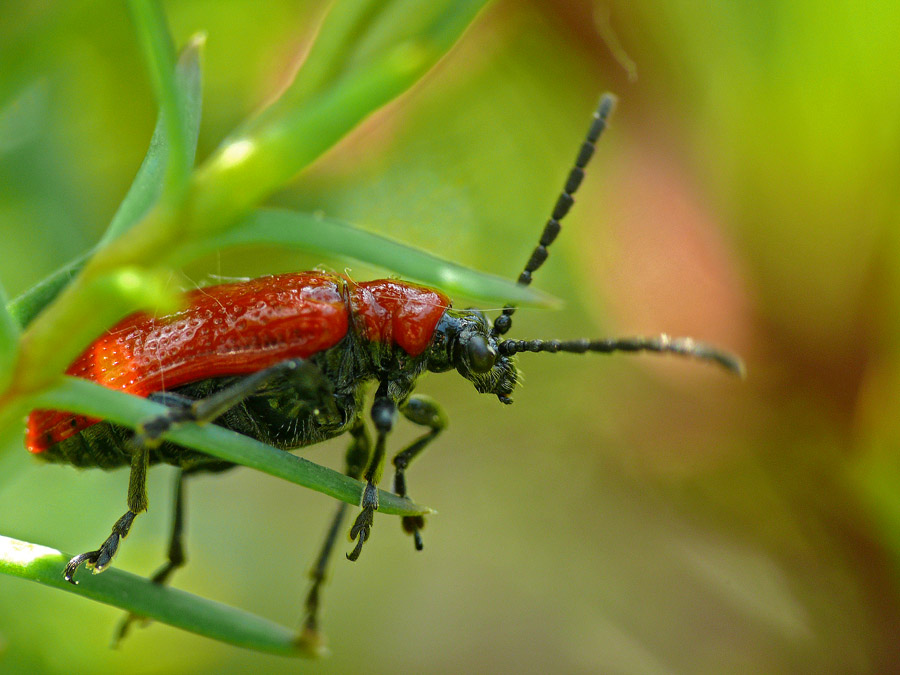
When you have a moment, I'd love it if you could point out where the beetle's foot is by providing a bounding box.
[64,510,136,584]
[63,550,103,583]
[393,469,424,550]
[401,515,425,551]
[347,482,378,561]
[298,622,329,657]
[346,507,373,561]
[299,605,330,656]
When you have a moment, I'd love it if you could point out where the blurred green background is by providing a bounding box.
[2,1,900,672]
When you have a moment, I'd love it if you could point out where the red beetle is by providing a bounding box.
[27,95,742,641]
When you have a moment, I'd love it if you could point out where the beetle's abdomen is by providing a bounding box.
[28,273,350,453]
[39,419,237,472]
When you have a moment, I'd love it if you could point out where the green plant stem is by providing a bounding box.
[127,0,189,198]
[8,3,489,398]
[6,35,204,329]
[175,208,555,307]
[0,282,18,391]
[29,377,431,517]
[0,536,316,656]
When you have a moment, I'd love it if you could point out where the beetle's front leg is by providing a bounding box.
[393,395,447,550]
[347,385,395,561]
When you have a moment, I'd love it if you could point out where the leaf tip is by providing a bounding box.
[185,31,208,54]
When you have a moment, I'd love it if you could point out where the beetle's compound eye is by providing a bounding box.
[467,335,497,373]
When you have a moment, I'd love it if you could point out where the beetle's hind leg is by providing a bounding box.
[113,466,197,645]
[302,420,370,648]
[392,395,447,550]
[63,391,195,584]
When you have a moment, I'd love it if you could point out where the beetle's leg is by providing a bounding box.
[302,420,370,644]
[393,395,448,551]
[347,384,395,561]
[64,359,331,585]
[134,358,333,442]
[113,466,197,644]
[64,440,149,583]
[63,392,198,584]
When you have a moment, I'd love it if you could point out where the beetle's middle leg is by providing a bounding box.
[302,419,371,645]
[346,383,395,561]
[392,394,447,550]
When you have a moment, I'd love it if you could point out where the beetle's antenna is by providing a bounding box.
[492,93,617,338]
[498,335,745,377]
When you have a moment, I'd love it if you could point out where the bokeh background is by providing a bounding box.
[2,1,900,672]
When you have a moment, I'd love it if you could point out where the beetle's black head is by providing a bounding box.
[426,309,518,404]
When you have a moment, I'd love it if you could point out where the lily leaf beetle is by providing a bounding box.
[26,94,743,643]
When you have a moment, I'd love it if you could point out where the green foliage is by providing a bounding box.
[0,284,17,392]
[0,0,491,656]
[32,378,430,518]
[0,536,305,656]
[176,209,556,306]
[5,0,899,672]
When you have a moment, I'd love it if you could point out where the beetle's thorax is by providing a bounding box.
[347,279,449,357]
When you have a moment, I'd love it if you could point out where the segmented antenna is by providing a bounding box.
[492,93,617,337]
[498,335,745,377]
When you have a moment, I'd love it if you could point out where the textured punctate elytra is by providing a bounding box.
[27,272,449,454]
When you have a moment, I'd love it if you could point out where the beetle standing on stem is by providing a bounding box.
[27,94,743,644]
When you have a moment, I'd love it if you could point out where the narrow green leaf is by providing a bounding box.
[30,377,431,517]
[0,282,18,390]
[342,0,490,71]
[5,252,89,329]
[273,0,389,108]
[6,39,204,329]
[0,536,315,656]
[127,0,189,197]
[262,0,489,118]
[5,37,204,328]
[191,0,492,230]
[100,33,205,247]
[175,208,556,307]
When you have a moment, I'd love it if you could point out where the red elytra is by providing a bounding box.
[27,271,449,454]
